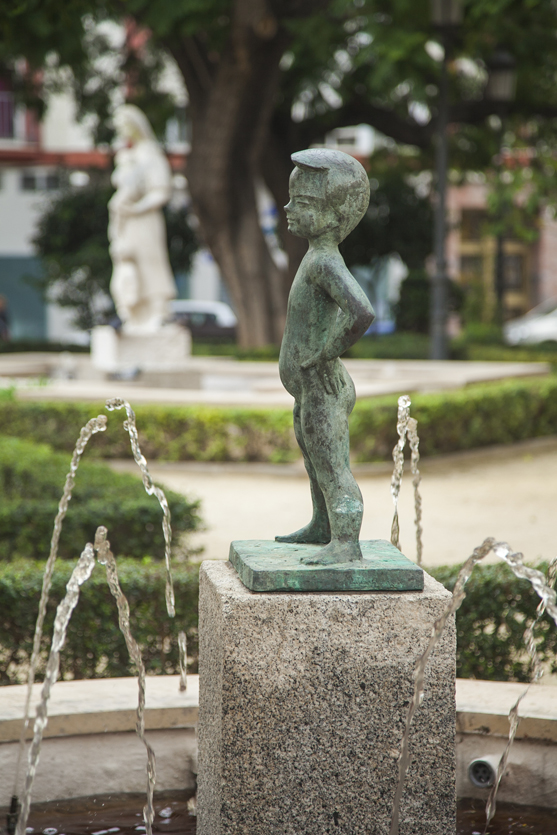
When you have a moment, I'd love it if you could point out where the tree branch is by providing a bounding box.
[297,98,434,150]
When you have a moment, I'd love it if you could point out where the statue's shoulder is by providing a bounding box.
[311,248,347,277]
[137,141,171,184]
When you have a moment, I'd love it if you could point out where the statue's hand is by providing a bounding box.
[301,356,340,396]
[117,201,139,217]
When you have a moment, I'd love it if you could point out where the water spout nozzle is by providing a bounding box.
[468,755,501,788]
[6,795,20,835]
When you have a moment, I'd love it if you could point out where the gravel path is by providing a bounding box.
[110,436,557,568]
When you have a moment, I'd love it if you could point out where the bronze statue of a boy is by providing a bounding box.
[277,148,375,565]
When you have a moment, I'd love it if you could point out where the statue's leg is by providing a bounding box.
[299,373,363,565]
[275,402,331,544]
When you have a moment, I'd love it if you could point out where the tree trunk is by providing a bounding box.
[168,2,294,346]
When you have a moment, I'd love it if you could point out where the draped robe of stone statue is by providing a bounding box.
[108,105,176,335]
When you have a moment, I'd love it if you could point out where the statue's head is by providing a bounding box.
[113,104,156,144]
[286,148,370,244]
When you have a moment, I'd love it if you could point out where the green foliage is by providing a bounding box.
[192,342,280,360]
[344,332,430,359]
[0,387,15,401]
[190,334,431,360]
[464,344,557,365]
[393,271,464,334]
[0,341,89,354]
[2,557,555,686]
[0,400,298,463]
[3,375,557,466]
[0,435,201,561]
[460,278,489,327]
[458,322,505,346]
[32,178,198,330]
[394,271,431,334]
[349,375,557,462]
[484,128,557,245]
[430,562,557,682]
[0,558,199,684]
[32,180,114,330]
[340,170,433,271]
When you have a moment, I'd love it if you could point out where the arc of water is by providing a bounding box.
[390,395,411,551]
[388,537,495,835]
[104,398,189,687]
[94,527,157,835]
[407,416,423,566]
[483,555,557,832]
[13,415,107,796]
[105,398,176,618]
[15,543,97,835]
[12,403,186,835]
[389,539,557,835]
[390,396,423,563]
[178,630,188,692]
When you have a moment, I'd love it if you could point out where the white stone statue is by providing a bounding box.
[108,104,176,335]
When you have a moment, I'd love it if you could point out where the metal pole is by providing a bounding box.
[430,39,449,360]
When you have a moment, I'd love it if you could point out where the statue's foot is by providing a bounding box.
[276,522,330,545]
[300,539,362,566]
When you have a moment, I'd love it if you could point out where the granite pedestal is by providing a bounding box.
[198,559,456,835]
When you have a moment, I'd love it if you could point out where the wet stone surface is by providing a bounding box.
[10,795,555,835]
[457,798,557,834]
[18,794,195,835]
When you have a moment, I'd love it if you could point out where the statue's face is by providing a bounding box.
[285,167,338,240]
[114,110,141,143]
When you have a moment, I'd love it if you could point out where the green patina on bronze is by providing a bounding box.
[229,540,424,593]
[276,148,376,568]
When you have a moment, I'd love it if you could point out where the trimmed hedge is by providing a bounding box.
[0,400,298,462]
[350,374,557,461]
[1,375,557,464]
[0,559,199,685]
[0,436,201,561]
[430,562,557,682]
[1,560,554,686]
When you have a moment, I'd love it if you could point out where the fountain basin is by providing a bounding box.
[456,678,557,809]
[1,675,556,810]
[0,676,198,806]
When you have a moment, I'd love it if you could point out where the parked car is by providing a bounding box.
[504,297,557,346]
[170,300,237,339]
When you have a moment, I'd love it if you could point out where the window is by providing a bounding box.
[504,254,524,290]
[21,172,36,191]
[460,210,487,241]
[20,170,60,192]
[460,255,483,281]
[45,172,60,190]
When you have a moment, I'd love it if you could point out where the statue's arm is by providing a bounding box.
[121,186,171,216]
[301,261,375,369]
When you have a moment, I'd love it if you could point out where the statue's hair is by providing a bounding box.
[291,148,370,241]
[114,104,157,142]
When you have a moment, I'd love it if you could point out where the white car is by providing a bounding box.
[169,300,237,338]
[504,297,557,346]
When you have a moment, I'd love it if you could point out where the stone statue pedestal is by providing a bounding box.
[198,559,456,835]
[91,324,192,381]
